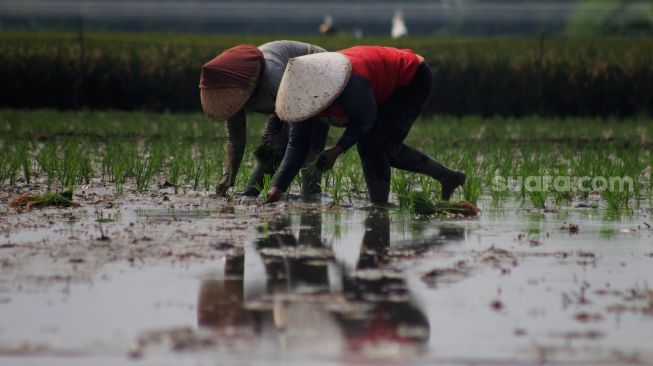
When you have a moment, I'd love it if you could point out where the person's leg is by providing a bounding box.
[378,63,465,200]
[387,144,466,200]
[301,120,329,198]
[243,114,289,196]
[357,139,392,204]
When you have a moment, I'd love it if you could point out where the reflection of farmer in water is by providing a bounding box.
[267,46,466,204]
[196,254,262,344]
[197,209,429,354]
[340,208,430,350]
[199,41,329,198]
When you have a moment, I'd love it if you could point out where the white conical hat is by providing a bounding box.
[275,53,352,123]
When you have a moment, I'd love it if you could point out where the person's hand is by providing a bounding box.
[266,187,283,203]
[416,53,425,64]
[317,146,344,171]
[216,179,231,197]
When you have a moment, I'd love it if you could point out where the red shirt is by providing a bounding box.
[341,46,420,104]
[320,46,421,118]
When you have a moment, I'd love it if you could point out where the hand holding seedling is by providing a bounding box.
[266,186,283,203]
[317,146,344,171]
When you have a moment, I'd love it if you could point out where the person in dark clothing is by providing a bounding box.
[199,41,329,198]
[267,46,466,204]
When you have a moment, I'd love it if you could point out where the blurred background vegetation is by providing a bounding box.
[0,1,651,116]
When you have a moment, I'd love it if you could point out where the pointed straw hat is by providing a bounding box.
[275,52,351,123]
[199,45,264,122]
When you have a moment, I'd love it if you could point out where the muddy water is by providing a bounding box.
[1,198,653,365]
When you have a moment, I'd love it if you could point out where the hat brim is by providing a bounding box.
[275,53,352,123]
[201,88,252,122]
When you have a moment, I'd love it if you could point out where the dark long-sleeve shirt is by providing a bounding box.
[273,76,377,191]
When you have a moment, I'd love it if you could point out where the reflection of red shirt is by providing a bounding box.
[320,46,421,118]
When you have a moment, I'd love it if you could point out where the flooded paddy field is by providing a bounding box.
[1,110,653,365]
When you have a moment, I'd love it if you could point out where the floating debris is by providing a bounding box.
[409,192,479,217]
[560,223,580,234]
[574,312,603,323]
[490,299,504,311]
[8,189,79,209]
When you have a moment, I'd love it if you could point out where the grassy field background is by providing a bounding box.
[1,32,652,116]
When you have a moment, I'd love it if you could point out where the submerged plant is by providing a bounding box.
[9,188,79,209]
[409,191,479,217]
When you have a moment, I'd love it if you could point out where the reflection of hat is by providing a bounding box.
[275,52,351,123]
[199,45,264,121]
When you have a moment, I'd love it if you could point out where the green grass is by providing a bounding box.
[1,110,652,214]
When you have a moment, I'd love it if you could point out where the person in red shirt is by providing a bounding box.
[267,46,466,204]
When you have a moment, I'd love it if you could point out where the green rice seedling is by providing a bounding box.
[257,174,273,202]
[603,185,631,213]
[36,143,58,191]
[418,175,440,202]
[102,141,122,183]
[112,162,126,195]
[235,160,254,192]
[168,157,182,194]
[59,142,79,190]
[7,147,22,186]
[78,147,93,185]
[528,188,548,209]
[391,170,414,209]
[148,143,165,180]
[186,159,203,191]
[602,162,635,213]
[550,160,572,207]
[14,142,32,185]
[0,159,7,188]
[133,155,156,192]
[323,168,345,206]
[523,171,548,209]
[462,173,482,205]
[202,159,216,192]
[347,165,364,194]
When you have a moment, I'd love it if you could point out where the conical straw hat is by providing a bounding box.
[200,88,252,122]
[199,45,264,122]
[275,53,351,123]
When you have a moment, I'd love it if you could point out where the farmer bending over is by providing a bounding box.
[267,46,466,204]
[200,41,329,197]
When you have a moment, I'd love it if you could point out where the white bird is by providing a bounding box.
[391,10,408,39]
[320,14,335,35]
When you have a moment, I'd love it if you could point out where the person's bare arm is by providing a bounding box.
[217,109,246,195]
